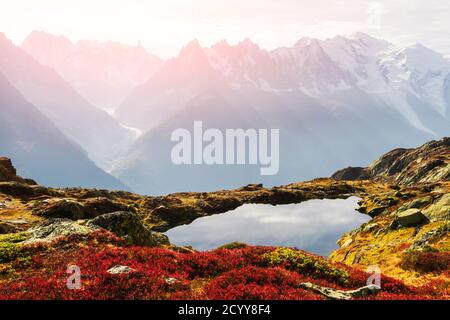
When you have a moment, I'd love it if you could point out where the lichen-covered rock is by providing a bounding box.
[87,211,169,247]
[363,222,379,232]
[298,282,381,300]
[391,209,428,229]
[107,265,135,274]
[24,219,96,244]
[424,194,450,221]
[407,197,433,209]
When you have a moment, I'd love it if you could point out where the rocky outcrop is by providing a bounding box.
[298,282,381,300]
[332,137,450,185]
[331,167,372,180]
[17,212,169,247]
[83,197,129,217]
[408,222,449,252]
[87,211,169,246]
[331,181,449,284]
[36,199,87,219]
[0,158,16,182]
[107,265,135,274]
[24,218,96,244]
[390,209,428,229]
[330,141,449,285]
[424,193,450,221]
[0,157,36,185]
[143,179,360,231]
[35,197,130,220]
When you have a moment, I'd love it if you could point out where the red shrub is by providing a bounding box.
[204,266,322,300]
[180,246,271,278]
[0,231,444,300]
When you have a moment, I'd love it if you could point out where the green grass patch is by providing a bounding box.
[263,248,349,285]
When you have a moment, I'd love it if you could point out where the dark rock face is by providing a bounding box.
[37,199,87,220]
[83,197,129,217]
[0,157,36,185]
[240,184,264,191]
[370,148,410,177]
[370,138,450,185]
[331,167,372,180]
[87,211,169,246]
[0,221,19,234]
[0,158,16,181]
[36,197,130,220]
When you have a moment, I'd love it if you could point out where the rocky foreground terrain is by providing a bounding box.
[0,138,448,299]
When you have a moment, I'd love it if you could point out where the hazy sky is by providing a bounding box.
[1,0,449,58]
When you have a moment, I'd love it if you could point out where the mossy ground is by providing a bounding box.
[331,182,449,286]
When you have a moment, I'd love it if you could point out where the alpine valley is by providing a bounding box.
[0,29,449,300]
[2,31,448,194]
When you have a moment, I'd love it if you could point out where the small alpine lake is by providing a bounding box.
[165,196,370,256]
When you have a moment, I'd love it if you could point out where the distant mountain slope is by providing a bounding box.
[114,85,434,195]
[0,33,133,170]
[22,31,163,111]
[0,72,128,190]
[115,40,224,130]
[113,34,449,195]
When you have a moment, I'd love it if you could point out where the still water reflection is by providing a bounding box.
[165,196,369,256]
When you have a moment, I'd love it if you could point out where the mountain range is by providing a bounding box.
[0,33,134,170]
[1,31,449,194]
[112,33,450,194]
[22,31,163,112]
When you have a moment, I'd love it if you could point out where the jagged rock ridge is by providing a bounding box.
[332,137,450,185]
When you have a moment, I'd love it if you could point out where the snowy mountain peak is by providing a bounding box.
[350,32,381,42]
[22,31,163,111]
[24,30,71,45]
[294,37,319,48]
[180,39,203,55]
[237,38,260,49]
[397,43,449,72]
